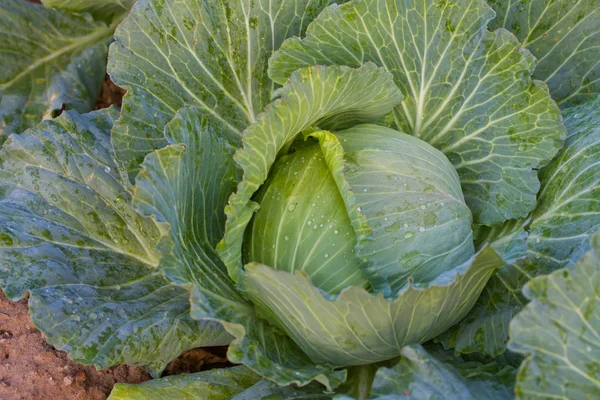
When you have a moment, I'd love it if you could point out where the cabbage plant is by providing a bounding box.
[1,0,600,399]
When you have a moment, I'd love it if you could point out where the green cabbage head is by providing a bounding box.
[216,64,506,369]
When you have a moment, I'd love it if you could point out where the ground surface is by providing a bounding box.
[1,69,230,398]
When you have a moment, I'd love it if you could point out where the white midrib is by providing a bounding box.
[0,19,120,91]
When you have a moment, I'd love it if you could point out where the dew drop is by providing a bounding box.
[284,235,290,241]
[420,205,426,210]
[104,166,111,173]
[363,188,368,192]
[419,227,425,232]
[324,254,329,258]
[333,230,339,235]
[307,221,312,226]
[404,232,413,238]
[287,204,296,212]
[357,207,362,212]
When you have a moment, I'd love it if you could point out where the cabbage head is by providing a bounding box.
[213,64,529,374]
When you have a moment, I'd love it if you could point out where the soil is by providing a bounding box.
[95,75,126,110]
[1,55,231,398]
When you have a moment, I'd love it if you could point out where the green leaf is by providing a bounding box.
[42,0,135,22]
[434,219,528,356]
[109,365,331,400]
[108,0,337,175]
[190,284,346,391]
[269,0,566,225]
[108,366,261,400]
[528,96,600,273]
[0,0,113,141]
[217,63,402,285]
[438,95,600,357]
[509,232,600,399]
[473,220,529,266]
[488,0,600,107]
[366,344,515,399]
[133,107,241,300]
[242,245,503,367]
[0,109,229,376]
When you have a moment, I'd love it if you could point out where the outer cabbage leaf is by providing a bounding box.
[133,107,241,297]
[438,95,600,357]
[133,107,345,388]
[527,97,600,273]
[108,0,336,175]
[436,219,528,356]
[269,0,566,225]
[361,345,515,400]
[217,64,403,284]
[0,0,113,141]
[42,0,135,22]
[242,245,504,367]
[0,108,229,376]
[108,365,330,400]
[108,366,260,399]
[509,232,600,399]
[191,280,346,390]
[489,0,600,107]
[473,220,530,266]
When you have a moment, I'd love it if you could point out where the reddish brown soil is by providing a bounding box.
[95,75,126,110]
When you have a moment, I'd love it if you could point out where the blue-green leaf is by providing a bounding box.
[0,0,112,141]
[364,345,515,399]
[438,95,600,357]
[108,0,337,176]
[510,232,600,399]
[489,0,600,107]
[0,108,229,376]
